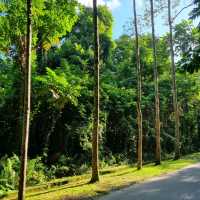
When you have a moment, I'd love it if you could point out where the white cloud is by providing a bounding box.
[137,0,143,8]
[107,0,121,10]
[77,0,121,10]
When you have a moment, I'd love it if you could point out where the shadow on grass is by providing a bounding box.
[114,169,138,177]
[59,197,82,200]
[25,182,88,198]
[100,170,113,175]
[0,192,7,199]
[183,153,200,161]
[6,153,200,200]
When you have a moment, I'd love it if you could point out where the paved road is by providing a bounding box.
[98,163,200,200]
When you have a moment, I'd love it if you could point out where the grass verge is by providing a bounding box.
[2,152,200,200]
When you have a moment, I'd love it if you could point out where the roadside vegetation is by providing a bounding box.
[1,0,200,199]
[2,153,200,200]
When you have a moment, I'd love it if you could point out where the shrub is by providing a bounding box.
[76,163,89,175]
[55,166,70,178]
[0,155,48,192]
[0,154,20,191]
[27,157,47,185]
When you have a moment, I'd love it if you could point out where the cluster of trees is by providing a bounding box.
[1,0,200,199]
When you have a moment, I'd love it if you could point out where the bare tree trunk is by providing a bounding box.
[17,36,27,153]
[168,0,180,160]
[133,0,143,170]
[18,1,32,199]
[197,110,200,145]
[90,0,100,183]
[43,110,62,161]
[150,0,161,165]
[36,29,44,74]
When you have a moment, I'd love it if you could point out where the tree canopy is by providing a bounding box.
[0,0,200,198]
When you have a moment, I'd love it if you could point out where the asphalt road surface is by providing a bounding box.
[98,163,200,200]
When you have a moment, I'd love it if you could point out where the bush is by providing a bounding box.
[55,155,76,177]
[47,155,90,178]
[100,153,129,168]
[55,166,70,178]
[0,154,20,191]
[0,155,48,192]
[27,157,47,185]
[76,163,89,175]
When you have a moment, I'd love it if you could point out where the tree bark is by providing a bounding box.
[150,0,161,165]
[36,29,44,74]
[43,110,62,161]
[18,1,32,199]
[168,0,181,160]
[197,110,200,146]
[36,29,48,74]
[133,0,143,170]
[17,36,27,152]
[90,0,100,183]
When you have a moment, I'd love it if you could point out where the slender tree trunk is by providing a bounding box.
[168,0,180,160]
[17,36,27,153]
[43,110,62,161]
[36,29,44,74]
[197,110,200,147]
[90,0,100,183]
[18,1,32,199]
[150,0,161,165]
[36,29,47,74]
[133,0,143,170]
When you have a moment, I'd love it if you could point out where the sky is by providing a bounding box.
[78,0,196,39]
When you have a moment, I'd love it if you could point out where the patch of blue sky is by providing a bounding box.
[111,0,197,39]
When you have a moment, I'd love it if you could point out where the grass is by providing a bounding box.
[2,153,200,200]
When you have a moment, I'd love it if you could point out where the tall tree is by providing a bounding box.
[133,0,143,170]
[168,0,180,160]
[190,0,200,25]
[18,0,32,199]
[0,0,78,154]
[90,0,100,183]
[150,0,161,165]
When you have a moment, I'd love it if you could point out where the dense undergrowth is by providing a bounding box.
[2,153,200,200]
[1,1,200,199]
[1,152,200,199]
[0,153,129,196]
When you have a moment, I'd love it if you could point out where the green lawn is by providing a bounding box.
[3,153,200,200]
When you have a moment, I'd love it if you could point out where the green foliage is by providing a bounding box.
[4,153,200,200]
[27,157,47,185]
[54,166,70,178]
[46,155,89,179]
[173,20,200,73]
[1,0,200,195]
[0,58,17,107]
[0,155,19,192]
[35,65,82,109]
[0,155,48,193]
[190,0,200,25]
[0,0,78,54]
